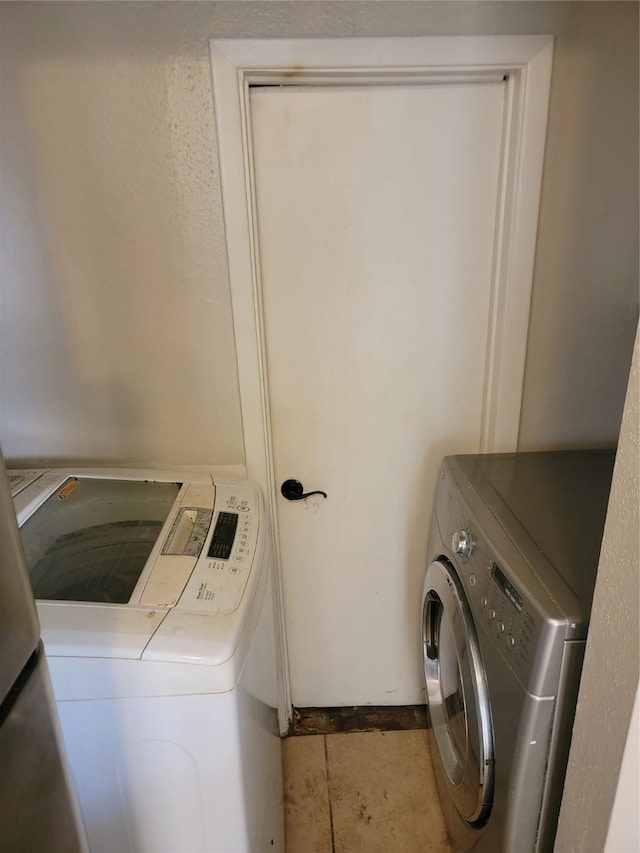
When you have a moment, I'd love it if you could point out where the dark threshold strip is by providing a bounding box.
[287,705,429,737]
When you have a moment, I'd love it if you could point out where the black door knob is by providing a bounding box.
[281,479,328,501]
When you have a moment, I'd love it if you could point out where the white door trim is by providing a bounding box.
[209,36,553,727]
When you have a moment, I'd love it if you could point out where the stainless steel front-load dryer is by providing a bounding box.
[421,451,615,852]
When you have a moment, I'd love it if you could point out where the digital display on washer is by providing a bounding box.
[207,511,239,560]
[491,562,523,612]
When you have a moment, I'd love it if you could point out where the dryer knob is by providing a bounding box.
[452,529,473,561]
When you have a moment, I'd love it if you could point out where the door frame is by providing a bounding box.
[209,36,553,728]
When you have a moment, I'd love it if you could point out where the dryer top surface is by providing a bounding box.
[448,449,615,622]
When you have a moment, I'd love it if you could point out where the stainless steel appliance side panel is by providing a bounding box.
[0,648,87,853]
[0,453,40,705]
[535,638,588,852]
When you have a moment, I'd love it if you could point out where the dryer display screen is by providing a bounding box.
[492,562,523,612]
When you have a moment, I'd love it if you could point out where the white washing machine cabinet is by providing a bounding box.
[422,451,615,853]
[10,468,285,853]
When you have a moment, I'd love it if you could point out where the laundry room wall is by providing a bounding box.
[0,3,245,469]
[555,322,639,853]
[0,2,637,470]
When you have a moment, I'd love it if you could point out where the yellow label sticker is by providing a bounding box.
[56,479,79,500]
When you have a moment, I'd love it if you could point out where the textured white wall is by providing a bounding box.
[556,323,639,852]
[518,2,639,449]
[0,2,637,467]
[0,3,243,467]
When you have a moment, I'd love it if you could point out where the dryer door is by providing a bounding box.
[422,559,494,824]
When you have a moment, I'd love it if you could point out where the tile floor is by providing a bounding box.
[282,729,452,853]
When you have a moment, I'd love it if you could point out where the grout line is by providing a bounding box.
[323,734,337,853]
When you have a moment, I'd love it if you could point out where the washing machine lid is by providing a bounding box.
[20,477,181,604]
[7,469,45,498]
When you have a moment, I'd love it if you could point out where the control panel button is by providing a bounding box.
[507,635,516,649]
[481,596,488,608]
[497,621,505,633]
[489,608,496,621]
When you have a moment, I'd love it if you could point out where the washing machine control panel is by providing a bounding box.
[178,482,260,616]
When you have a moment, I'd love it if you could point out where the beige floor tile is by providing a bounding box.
[325,729,451,853]
[282,735,333,853]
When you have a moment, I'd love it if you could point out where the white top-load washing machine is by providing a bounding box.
[10,468,285,853]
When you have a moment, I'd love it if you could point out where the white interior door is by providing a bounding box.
[250,82,507,707]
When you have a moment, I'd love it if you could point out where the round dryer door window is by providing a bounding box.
[422,559,494,824]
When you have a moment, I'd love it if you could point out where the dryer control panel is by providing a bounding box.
[449,515,542,683]
[439,460,571,698]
